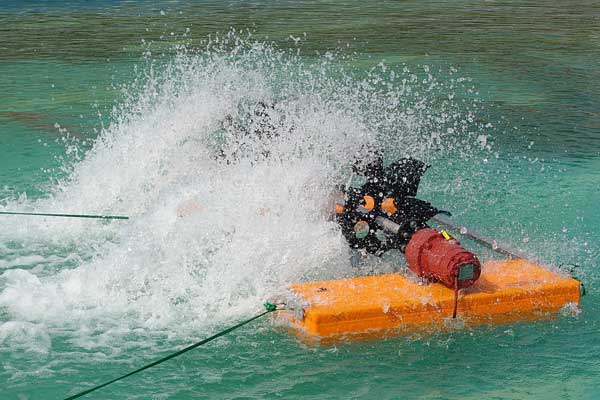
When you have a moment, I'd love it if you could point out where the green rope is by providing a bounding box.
[0,211,128,220]
[63,303,277,400]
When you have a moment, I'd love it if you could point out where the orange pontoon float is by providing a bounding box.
[277,259,582,342]
[278,156,583,342]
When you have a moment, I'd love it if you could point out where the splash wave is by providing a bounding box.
[0,34,488,344]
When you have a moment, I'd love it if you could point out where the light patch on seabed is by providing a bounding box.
[436,378,597,400]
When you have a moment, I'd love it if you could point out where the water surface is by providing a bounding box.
[0,2,598,399]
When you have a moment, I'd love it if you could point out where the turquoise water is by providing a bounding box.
[1,1,599,399]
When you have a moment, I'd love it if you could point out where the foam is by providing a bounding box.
[0,320,51,354]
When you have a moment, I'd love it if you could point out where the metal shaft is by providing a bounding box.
[375,214,529,260]
[374,216,401,235]
[431,215,529,260]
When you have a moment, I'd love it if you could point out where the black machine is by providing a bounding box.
[336,153,450,255]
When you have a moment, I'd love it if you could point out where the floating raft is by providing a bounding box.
[278,259,581,342]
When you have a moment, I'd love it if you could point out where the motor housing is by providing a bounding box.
[405,228,481,289]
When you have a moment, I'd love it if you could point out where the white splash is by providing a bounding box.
[0,34,488,347]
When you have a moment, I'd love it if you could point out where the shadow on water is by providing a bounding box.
[0,111,78,135]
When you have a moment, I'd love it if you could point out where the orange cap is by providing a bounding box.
[381,197,397,215]
[362,195,375,212]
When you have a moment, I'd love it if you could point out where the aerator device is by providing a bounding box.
[336,155,481,317]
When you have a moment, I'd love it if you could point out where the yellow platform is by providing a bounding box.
[278,259,581,342]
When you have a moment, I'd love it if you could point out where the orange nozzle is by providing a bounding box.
[381,197,397,215]
[335,204,345,214]
[362,195,375,212]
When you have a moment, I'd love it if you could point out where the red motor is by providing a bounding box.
[405,228,481,289]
